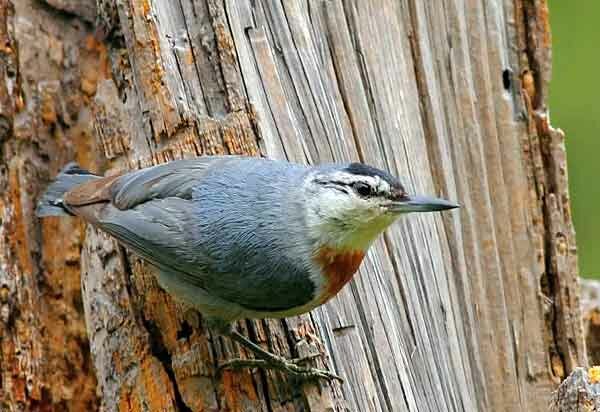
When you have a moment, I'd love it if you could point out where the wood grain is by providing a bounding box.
[0,0,585,411]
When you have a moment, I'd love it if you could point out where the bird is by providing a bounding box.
[36,156,458,382]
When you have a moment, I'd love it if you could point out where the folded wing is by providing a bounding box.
[64,156,314,312]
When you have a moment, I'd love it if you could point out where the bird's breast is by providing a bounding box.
[314,246,365,303]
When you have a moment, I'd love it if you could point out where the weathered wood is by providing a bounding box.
[0,0,585,411]
[0,0,101,409]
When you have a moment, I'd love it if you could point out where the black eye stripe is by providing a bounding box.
[320,180,374,196]
[316,180,345,187]
[316,178,396,198]
[315,180,350,193]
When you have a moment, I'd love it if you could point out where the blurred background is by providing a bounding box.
[549,1,599,277]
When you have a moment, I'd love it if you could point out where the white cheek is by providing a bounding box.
[306,191,378,231]
[309,190,354,220]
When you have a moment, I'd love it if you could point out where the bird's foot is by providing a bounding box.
[218,357,343,383]
[217,325,343,383]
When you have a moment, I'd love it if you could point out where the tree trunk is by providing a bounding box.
[0,0,585,411]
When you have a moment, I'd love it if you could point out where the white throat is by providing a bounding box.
[304,192,397,251]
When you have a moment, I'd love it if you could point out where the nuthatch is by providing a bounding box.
[37,156,458,382]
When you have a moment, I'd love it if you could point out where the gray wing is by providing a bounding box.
[67,156,314,312]
[109,156,242,209]
[68,156,241,270]
[97,197,211,280]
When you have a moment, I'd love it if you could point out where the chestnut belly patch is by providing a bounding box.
[314,246,365,302]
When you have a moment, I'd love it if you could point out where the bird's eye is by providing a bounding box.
[353,182,372,197]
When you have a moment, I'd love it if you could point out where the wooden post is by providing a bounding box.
[0,0,585,411]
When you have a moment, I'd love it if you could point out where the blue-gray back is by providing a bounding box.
[97,157,318,312]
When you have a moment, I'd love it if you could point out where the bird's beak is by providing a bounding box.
[388,195,460,213]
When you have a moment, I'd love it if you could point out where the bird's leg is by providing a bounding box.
[218,327,343,383]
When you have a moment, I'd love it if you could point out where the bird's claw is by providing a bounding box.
[304,368,343,383]
[220,329,343,383]
[218,358,343,383]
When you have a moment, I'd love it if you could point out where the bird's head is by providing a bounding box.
[304,163,459,250]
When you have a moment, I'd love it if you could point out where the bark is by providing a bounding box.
[0,0,585,411]
[551,367,600,412]
[0,0,102,410]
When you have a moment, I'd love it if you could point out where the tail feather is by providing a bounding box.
[36,163,99,217]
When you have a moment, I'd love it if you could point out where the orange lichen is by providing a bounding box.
[538,1,551,49]
[315,246,365,302]
[222,371,241,412]
[521,69,535,103]
[78,35,110,105]
[142,0,151,16]
[40,92,57,124]
[589,366,600,384]
[222,369,258,412]
[13,377,26,402]
[551,353,565,379]
[81,72,98,96]
[139,356,178,411]
[118,387,142,412]
[15,93,24,112]
[8,166,33,276]
[591,309,600,326]
[185,49,194,66]
[84,35,110,78]
[214,22,236,64]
